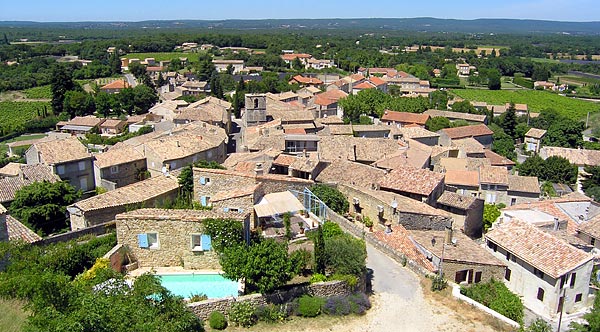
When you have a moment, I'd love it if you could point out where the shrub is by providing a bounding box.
[348,293,371,315]
[323,295,352,316]
[329,274,359,289]
[321,221,343,239]
[290,248,312,275]
[309,273,327,283]
[310,184,349,214]
[255,304,287,323]
[208,311,227,330]
[297,295,326,317]
[188,293,208,302]
[460,279,524,324]
[324,234,367,276]
[228,301,257,327]
[430,274,448,292]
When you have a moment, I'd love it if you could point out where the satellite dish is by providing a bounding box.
[391,199,398,209]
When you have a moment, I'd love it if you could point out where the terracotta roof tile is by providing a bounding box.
[116,208,248,221]
[479,166,508,185]
[94,145,145,169]
[31,137,91,165]
[486,218,593,278]
[444,170,479,187]
[540,147,600,167]
[525,128,547,139]
[372,226,437,273]
[211,184,259,202]
[100,80,129,90]
[436,191,478,210]
[6,215,42,243]
[507,175,540,194]
[64,116,105,128]
[316,160,386,189]
[381,111,429,125]
[484,150,516,167]
[440,124,493,140]
[291,75,323,85]
[273,154,297,167]
[452,137,485,154]
[423,109,487,123]
[379,167,444,196]
[314,90,348,106]
[353,81,375,90]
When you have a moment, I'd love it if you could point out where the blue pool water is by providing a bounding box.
[159,274,239,299]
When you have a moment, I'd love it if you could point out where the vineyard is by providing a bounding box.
[0,101,51,133]
[450,89,600,120]
[23,85,52,99]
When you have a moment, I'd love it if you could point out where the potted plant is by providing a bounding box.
[364,216,373,232]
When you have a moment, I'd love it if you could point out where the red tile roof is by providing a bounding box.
[314,90,348,106]
[353,81,375,90]
[381,110,430,125]
[100,80,129,90]
[440,124,493,139]
[290,75,323,85]
[379,166,444,197]
[486,218,593,279]
[281,53,312,61]
[369,76,386,86]
[372,226,436,273]
[444,170,479,187]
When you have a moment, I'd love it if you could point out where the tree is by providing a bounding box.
[128,62,146,79]
[132,84,158,114]
[203,218,245,253]
[314,225,326,275]
[95,91,113,118]
[50,65,76,115]
[487,69,501,90]
[10,181,81,236]
[310,184,349,214]
[429,90,448,110]
[63,90,96,117]
[501,103,518,138]
[543,156,578,185]
[324,234,367,276]
[156,73,167,87]
[581,166,600,201]
[544,119,584,148]
[426,116,451,132]
[220,239,294,294]
[450,100,477,114]
[292,57,303,71]
[532,64,550,81]
[109,51,121,75]
[483,204,502,232]
[518,155,545,178]
[196,53,215,81]
[526,318,552,332]
[210,71,224,99]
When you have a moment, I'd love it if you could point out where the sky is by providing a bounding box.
[1,0,598,22]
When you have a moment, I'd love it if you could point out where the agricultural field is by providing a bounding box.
[23,85,52,99]
[0,101,51,131]
[122,52,200,64]
[0,298,28,332]
[450,89,600,120]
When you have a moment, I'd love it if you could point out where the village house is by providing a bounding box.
[484,150,516,170]
[306,58,335,70]
[212,59,245,74]
[115,209,249,270]
[486,218,595,318]
[318,135,405,165]
[423,109,488,124]
[444,169,480,197]
[289,75,324,87]
[180,81,209,96]
[435,191,484,238]
[67,174,180,230]
[525,128,547,154]
[25,137,95,192]
[313,89,348,118]
[456,63,471,76]
[57,115,105,135]
[0,203,42,244]
[174,96,232,133]
[148,100,188,122]
[379,167,445,205]
[381,110,430,128]
[326,74,366,93]
[438,124,494,148]
[93,143,147,191]
[394,126,440,146]
[281,53,313,67]
[99,119,127,136]
[539,146,600,169]
[452,138,486,158]
[372,139,432,170]
[100,79,130,94]
[0,163,61,205]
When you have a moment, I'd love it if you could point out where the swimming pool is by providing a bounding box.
[158,273,239,299]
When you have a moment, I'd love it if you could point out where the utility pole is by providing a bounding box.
[556,286,567,332]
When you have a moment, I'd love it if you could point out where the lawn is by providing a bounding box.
[450,89,600,120]
[0,133,48,155]
[0,298,28,332]
[122,52,201,64]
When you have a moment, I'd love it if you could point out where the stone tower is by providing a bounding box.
[244,94,267,126]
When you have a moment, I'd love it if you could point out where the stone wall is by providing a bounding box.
[116,216,226,269]
[103,243,127,272]
[35,221,116,246]
[443,260,506,285]
[95,159,147,190]
[187,281,351,320]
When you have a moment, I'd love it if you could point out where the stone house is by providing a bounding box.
[0,163,61,205]
[0,204,42,243]
[394,126,440,146]
[438,124,494,148]
[100,80,129,94]
[289,75,323,87]
[486,218,595,318]
[577,215,600,250]
[444,170,480,198]
[271,153,327,181]
[411,229,506,284]
[524,128,547,154]
[212,60,245,74]
[313,90,347,119]
[181,81,209,96]
[435,191,484,238]
[193,167,314,229]
[67,175,179,230]
[379,167,445,205]
[57,116,106,135]
[116,209,249,269]
[25,137,95,192]
[99,119,127,135]
[318,136,405,165]
[506,175,541,206]
[93,144,147,191]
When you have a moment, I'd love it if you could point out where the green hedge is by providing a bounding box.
[460,279,524,324]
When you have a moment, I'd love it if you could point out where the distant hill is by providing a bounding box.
[0,18,599,35]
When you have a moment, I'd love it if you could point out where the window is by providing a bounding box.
[487,241,497,252]
[505,268,511,281]
[199,177,210,185]
[537,288,545,301]
[253,98,259,109]
[455,270,468,283]
[56,165,65,175]
[138,233,159,249]
[570,273,577,288]
[207,150,213,158]
[506,252,516,262]
[200,196,210,207]
[191,234,212,252]
[78,161,86,171]
[79,177,89,192]
[534,268,544,279]
[592,238,596,246]
[170,162,177,169]
[485,193,497,204]
[110,165,119,174]
[474,271,482,283]
[575,293,583,303]
[510,198,517,206]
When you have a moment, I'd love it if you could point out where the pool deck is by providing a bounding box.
[128,266,225,277]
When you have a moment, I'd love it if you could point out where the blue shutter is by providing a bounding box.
[223,207,229,212]
[201,234,212,251]
[200,196,207,206]
[239,208,244,213]
[138,234,149,248]
[200,177,206,185]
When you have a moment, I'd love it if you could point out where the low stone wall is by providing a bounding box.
[451,285,520,328]
[103,244,128,272]
[33,221,116,246]
[187,280,350,320]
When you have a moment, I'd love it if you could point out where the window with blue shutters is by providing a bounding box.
[138,234,149,248]
[191,234,212,251]
[223,207,230,212]
[200,196,208,206]
[200,177,206,185]
[201,234,212,251]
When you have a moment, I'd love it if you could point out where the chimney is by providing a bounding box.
[303,149,307,158]
[554,217,560,231]
[176,140,180,147]
[444,226,453,245]
[254,162,264,176]
[352,144,357,161]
